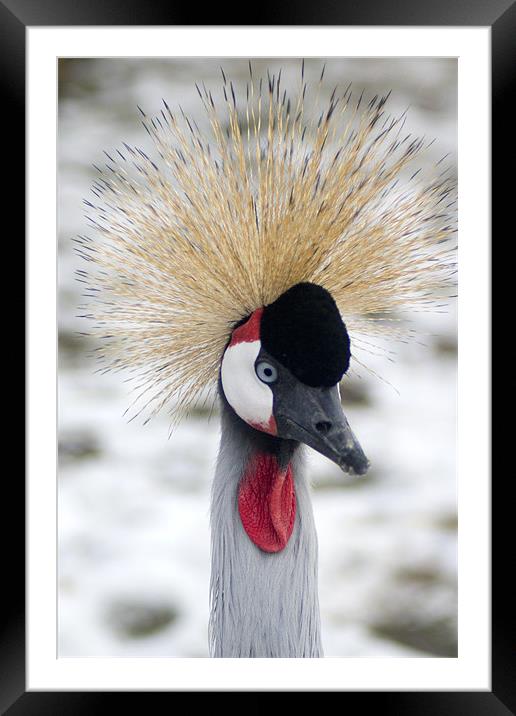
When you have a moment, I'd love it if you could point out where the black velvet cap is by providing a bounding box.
[261,282,351,387]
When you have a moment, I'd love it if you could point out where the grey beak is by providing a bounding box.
[274,382,369,476]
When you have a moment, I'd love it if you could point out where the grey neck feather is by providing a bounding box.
[209,395,323,657]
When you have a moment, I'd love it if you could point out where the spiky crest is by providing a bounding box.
[76,62,456,426]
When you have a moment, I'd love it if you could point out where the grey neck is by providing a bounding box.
[209,396,323,657]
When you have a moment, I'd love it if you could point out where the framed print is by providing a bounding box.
[7,0,512,710]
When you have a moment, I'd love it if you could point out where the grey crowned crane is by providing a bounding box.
[77,63,456,658]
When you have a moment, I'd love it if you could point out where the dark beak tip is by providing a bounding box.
[339,453,370,477]
[356,460,370,477]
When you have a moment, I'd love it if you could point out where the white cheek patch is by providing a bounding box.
[221,340,274,431]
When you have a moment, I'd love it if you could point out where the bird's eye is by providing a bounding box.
[255,361,278,384]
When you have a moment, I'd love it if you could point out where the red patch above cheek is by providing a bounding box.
[229,308,263,346]
[238,452,296,553]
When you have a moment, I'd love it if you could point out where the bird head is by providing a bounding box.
[80,66,456,439]
[220,282,369,476]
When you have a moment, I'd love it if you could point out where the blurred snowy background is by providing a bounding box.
[58,58,457,658]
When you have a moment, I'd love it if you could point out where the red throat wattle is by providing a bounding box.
[238,452,296,552]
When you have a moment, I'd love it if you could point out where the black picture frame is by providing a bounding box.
[6,0,512,711]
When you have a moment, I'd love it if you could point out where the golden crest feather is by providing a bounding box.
[77,63,456,425]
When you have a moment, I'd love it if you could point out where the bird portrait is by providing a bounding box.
[64,58,457,658]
